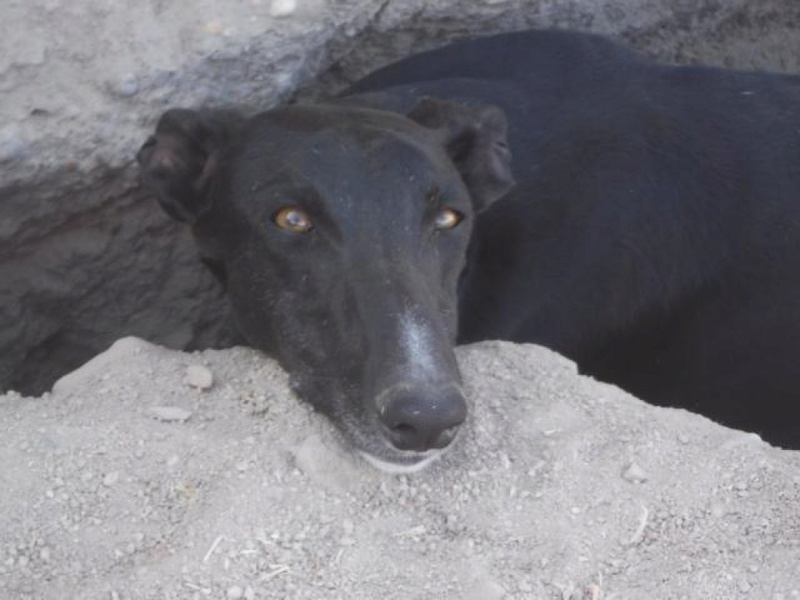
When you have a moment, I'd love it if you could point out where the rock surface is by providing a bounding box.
[2,0,798,187]
[1,339,798,599]
[2,0,800,395]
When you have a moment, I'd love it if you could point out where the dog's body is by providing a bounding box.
[140,30,800,468]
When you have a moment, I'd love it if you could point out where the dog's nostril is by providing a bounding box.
[379,389,467,452]
[387,423,420,450]
[392,423,416,435]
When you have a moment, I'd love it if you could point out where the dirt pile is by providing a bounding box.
[2,339,798,599]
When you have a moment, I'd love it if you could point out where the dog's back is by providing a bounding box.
[349,29,800,446]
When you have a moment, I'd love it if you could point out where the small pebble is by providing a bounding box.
[710,502,726,518]
[0,133,25,163]
[621,461,649,483]
[270,0,296,17]
[184,365,214,390]
[103,471,120,487]
[467,579,505,600]
[148,406,192,422]
[39,547,51,562]
[227,585,243,599]
[115,74,138,97]
[205,20,222,34]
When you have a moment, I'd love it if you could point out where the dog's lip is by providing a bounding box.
[358,448,444,473]
[356,404,466,473]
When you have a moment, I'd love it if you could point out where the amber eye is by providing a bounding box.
[434,208,463,231]
[272,206,313,233]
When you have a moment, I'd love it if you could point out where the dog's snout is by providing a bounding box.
[379,388,467,452]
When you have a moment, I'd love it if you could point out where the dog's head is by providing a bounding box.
[138,99,513,471]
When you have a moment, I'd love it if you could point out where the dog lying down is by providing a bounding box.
[139,29,800,470]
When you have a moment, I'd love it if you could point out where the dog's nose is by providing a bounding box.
[379,388,468,452]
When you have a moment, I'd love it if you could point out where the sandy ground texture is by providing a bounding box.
[1,338,798,599]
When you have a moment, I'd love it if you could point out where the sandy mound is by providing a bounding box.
[1,338,798,599]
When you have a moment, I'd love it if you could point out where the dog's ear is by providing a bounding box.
[407,98,514,212]
[137,109,245,223]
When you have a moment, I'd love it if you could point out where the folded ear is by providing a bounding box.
[137,109,245,223]
[407,98,514,212]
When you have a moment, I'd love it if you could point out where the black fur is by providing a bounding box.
[139,30,800,464]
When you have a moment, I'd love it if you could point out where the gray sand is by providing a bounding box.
[2,338,798,599]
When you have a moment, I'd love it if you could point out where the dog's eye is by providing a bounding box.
[434,208,463,231]
[272,206,313,233]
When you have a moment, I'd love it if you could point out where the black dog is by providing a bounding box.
[139,30,800,469]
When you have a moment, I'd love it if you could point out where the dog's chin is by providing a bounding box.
[346,421,453,473]
[358,448,444,474]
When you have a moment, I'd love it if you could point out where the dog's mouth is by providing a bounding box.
[288,371,465,473]
[358,447,446,473]
[325,405,462,473]
[350,410,466,472]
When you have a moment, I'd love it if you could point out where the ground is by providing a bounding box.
[1,338,798,599]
